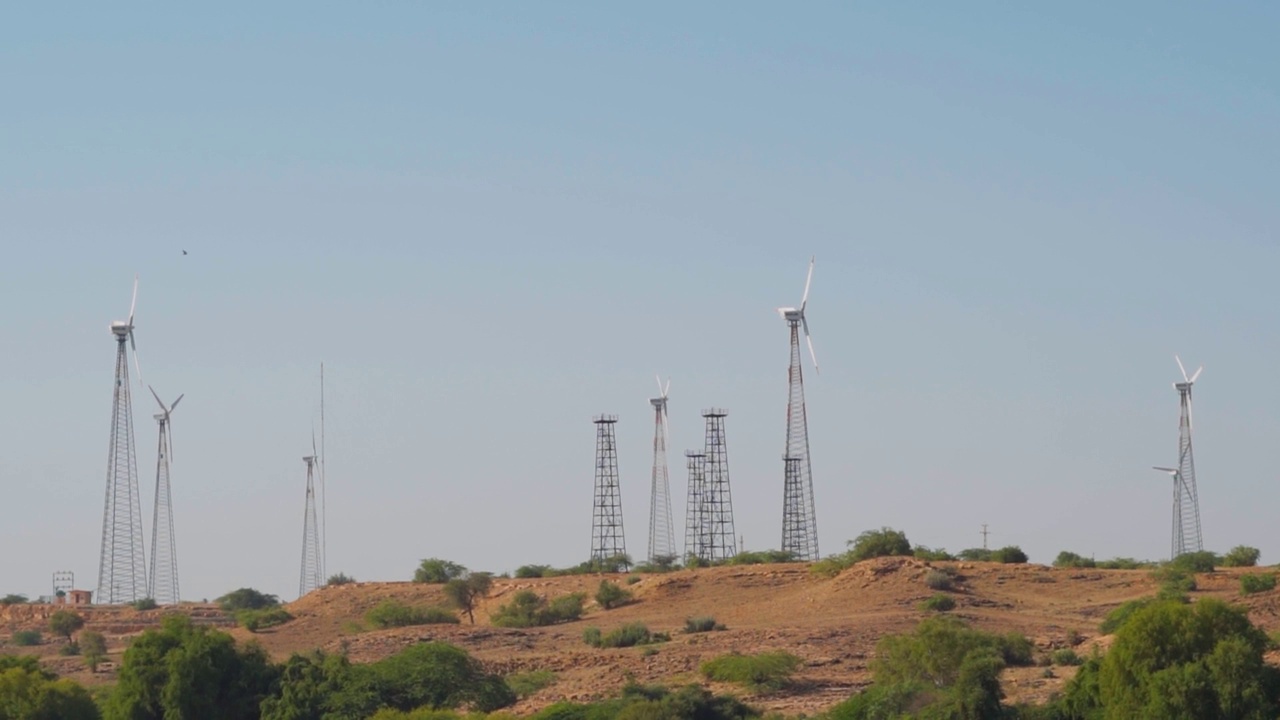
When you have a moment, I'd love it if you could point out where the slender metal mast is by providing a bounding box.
[590,415,627,566]
[647,378,676,564]
[700,408,737,562]
[97,277,148,604]
[147,387,183,605]
[299,443,323,596]
[1153,356,1204,559]
[777,257,820,561]
[683,451,707,562]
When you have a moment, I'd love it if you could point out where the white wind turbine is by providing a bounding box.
[647,376,676,564]
[778,256,820,561]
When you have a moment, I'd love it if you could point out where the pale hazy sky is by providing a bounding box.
[2,3,1277,602]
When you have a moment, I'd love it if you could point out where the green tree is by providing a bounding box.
[79,631,107,673]
[259,650,355,720]
[104,615,277,720]
[1054,551,1097,568]
[326,572,356,586]
[442,573,493,624]
[1223,546,1262,568]
[1060,598,1280,719]
[846,527,912,563]
[215,587,280,612]
[0,594,28,605]
[413,558,468,584]
[594,580,633,610]
[48,611,85,641]
[0,658,99,720]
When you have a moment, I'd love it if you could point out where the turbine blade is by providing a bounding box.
[664,378,670,398]
[170,394,184,413]
[149,385,166,413]
[131,334,144,387]
[312,429,318,459]
[1175,355,1188,382]
[800,256,814,311]
[1189,366,1203,383]
[128,275,138,325]
[168,423,175,465]
[1153,466,1177,473]
[656,374,663,397]
[803,317,819,374]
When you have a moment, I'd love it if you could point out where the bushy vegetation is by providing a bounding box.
[514,564,552,578]
[1223,545,1262,567]
[920,593,956,612]
[80,630,107,671]
[960,545,1029,563]
[1240,572,1277,595]
[490,591,585,628]
[582,622,669,649]
[414,558,468,584]
[366,599,459,628]
[847,527,913,563]
[0,655,99,719]
[924,568,956,591]
[217,587,280,612]
[1054,550,1097,568]
[685,616,726,633]
[1168,550,1219,573]
[130,597,159,610]
[1050,598,1280,718]
[49,609,85,640]
[327,572,356,586]
[632,554,680,573]
[444,573,493,624]
[492,683,757,720]
[724,550,796,565]
[11,630,42,646]
[238,607,295,632]
[1052,648,1084,666]
[1152,566,1197,599]
[0,593,28,605]
[505,669,557,698]
[700,651,802,692]
[913,546,956,561]
[594,580,633,609]
[1100,598,1155,635]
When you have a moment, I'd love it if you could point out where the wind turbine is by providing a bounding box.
[777,256,820,561]
[299,434,324,597]
[148,387,183,605]
[97,275,149,604]
[1158,356,1204,559]
[647,376,676,565]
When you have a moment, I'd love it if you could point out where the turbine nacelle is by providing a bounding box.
[777,256,819,374]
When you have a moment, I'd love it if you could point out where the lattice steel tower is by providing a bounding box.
[776,256,820,561]
[97,277,149,605]
[299,450,323,597]
[147,387,183,605]
[1153,356,1204,559]
[683,451,708,562]
[700,408,737,561]
[647,378,676,564]
[590,415,627,565]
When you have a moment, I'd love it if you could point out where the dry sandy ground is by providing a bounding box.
[7,559,1280,716]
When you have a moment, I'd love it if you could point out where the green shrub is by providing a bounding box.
[924,569,955,591]
[991,546,1029,564]
[0,594,28,605]
[1240,572,1277,595]
[957,548,993,561]
[700,651,801,691]
[1054,551,1097,569]
[414,558,468,584]
[625,575,641,585]
[1052,648,1083,666]
[131,597,159,610]
[506,669,557,698]
[237,607,295,632]
[913,546,956,561]
[684,616,725,633]
[632,555,680,573]
[1168,550,1219,573]
[724,550,795,565]
[79,630,107,671]
[847,527,912,563]
[595,580,633,610]
[582,622,666,649]
[58,641,81,656]
[49,610,85,640]
[809,557,850,578]
[11,630,42,646]
[1223,545,1262,568]
[1095,557,1153,570]
[999,632,1035,666]
[1100,598,1155,634]
[366,600,459,628]
[514,565,551,579]
[216,587,279,612]
[920,594,956,612]
[327,572,356,586]
[490,591,585,628]
[1153,566,1197,598]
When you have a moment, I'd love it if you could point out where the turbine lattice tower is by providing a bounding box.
[1173,357,1204,557]
[647,379,675,563]
[777,256,820,561]
[97,279,148,604]
[700,408,737,562]
[299,453,323,596]
[683,451,707,562]
[590,415,626,566]
[147,388,183,605]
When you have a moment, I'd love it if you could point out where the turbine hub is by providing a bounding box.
[110,321,131,338]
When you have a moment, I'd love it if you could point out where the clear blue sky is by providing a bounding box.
[1,3,1277,602]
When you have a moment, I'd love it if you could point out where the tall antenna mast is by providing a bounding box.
[590,415,627,568]
[320,362,327,581]
[777,256,820,561]
[98,276,149,604]
[147,386,183,605]
[683,451,707,562]
[701,408,737,562]
[299,439,323,597]
[647,377,676,564]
